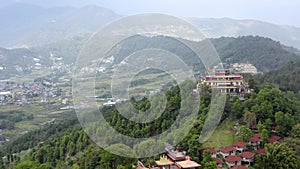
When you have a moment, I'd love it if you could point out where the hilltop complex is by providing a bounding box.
[200,69,250,95]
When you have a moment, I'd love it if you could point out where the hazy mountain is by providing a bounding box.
[188,17,300,50]
[0,47,40,79]
[1,3,300,50]
[0,3,120,48]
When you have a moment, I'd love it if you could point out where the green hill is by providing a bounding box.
[261,60,300,93]
[210,36,300,72]
[1,35,300,80]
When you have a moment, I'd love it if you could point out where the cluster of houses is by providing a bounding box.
[201,127,281,169]
[135,144,201,169]
[135,126,282,169]
[0,81,66,106]
[230,63,261,75]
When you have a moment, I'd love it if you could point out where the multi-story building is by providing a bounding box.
[201,69,249,94]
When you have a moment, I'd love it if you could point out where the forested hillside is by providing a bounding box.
[1,81,300,169]
[260,60,300,93]
[210,36,300,72]
[1,35,299,80]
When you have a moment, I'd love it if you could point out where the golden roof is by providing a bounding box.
[177,159,201,168]
[136,166,148,169]
[155,155,174,166]
[135,166,149,169]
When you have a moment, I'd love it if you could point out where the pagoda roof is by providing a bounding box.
[136,166,149,169]
[177,159,201,168]
[155,156,174,166]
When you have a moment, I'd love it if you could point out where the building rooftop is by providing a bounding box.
[225,156,242,162]
[176,158,201,168]
[249,136,260,143]
[136,166,148,169]
[220,146,236,153]
[231,166,248,169]
[253,133,261,139]
[215,158,223,164]
[240,152,255,159]
[201,148,217,153]
[256,148,265,154]
[165,144,187,161]
[268,136,281,143]
[155,156,174,166]
[233,141,247,147]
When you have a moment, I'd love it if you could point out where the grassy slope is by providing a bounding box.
[202,119,241,149]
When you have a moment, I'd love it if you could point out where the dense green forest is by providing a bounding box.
[1,79,300,169]
[1,35,300,169]
[210,36,300,72]
[105,35,300,73]
[260,60,300,93]
[0,111,33,130]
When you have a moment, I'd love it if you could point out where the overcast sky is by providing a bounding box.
[2,0,300,27]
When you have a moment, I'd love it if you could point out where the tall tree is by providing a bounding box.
[203,161,218,169]
[254,142,299,169]
[261,129,269,146]
[257,121,265,133]
[239,125,253,142]
[264,118,272,134]
[275,112,295,136]
[243,110,257,128]
[284,137,300,157]
[290,123,300,139]
[232,99,244,119]
[201,151,217,169]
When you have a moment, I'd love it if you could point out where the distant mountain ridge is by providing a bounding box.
[187,17,300,50]
[0,3,120,47]
[1,3,300,49]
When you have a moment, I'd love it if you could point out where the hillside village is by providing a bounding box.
[135,123,282,169]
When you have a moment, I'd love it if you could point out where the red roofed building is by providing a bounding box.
[256,148,265,154]
[240,152,255,163]
[220,146,236,157]
[233,141,247,152]
[253,133,261,139]
[201,148,217,158]
[225,156,242,168]
[231,166,248,169]
[249,136,261,148]
[268,136,281,143]
[271,126,277,132]
[250,125,258,131]
[201,69,248,94]
[215,158,223,168]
